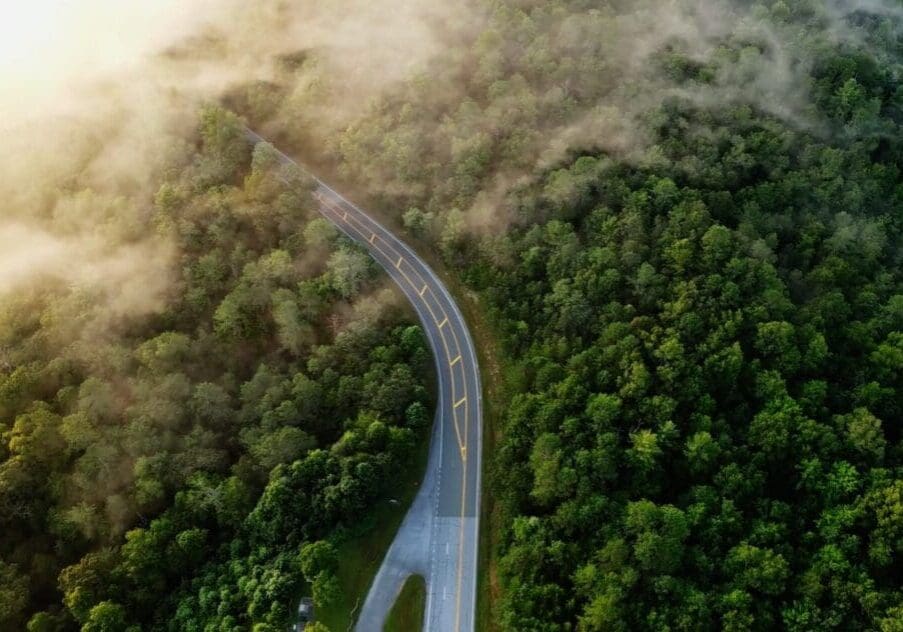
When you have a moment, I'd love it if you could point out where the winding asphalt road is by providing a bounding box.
[245,131,482,632]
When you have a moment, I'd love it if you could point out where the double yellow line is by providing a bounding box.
[315,192,472,630]
[316,192,469,460]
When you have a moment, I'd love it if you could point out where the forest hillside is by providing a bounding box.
[0,0,901,630]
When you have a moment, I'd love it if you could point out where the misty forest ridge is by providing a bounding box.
[1,1,902,631]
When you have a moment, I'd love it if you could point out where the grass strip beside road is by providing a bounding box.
[383,574,426,632]
[316,433,429,631]
[274,161,505,630]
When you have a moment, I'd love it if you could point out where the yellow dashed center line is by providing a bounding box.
[316,194,472,627]
[451,408,466,454]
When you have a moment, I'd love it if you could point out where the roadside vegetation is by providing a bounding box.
[317,430,430,631]
[254,0,903,628]
[1,0,901,631]
[383,575,426,632]
[0,108,432,630]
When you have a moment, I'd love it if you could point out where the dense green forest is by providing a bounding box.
[482,111,903,628]
[258,0,903,629]
[0,109,431,630]
[2,0,902,630]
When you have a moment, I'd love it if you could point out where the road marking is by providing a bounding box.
[248,145,478,631]
[455,424,468,632]
[321,196,466,415]
[450,355,461,366]
[446,543,449,555]
[307,185,474,630]
[451,409,465,454]
[394,262,461,384]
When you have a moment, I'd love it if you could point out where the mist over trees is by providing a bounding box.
[257,0,901,629]
[1,0,901,630]
[0,108,431,630]
[383,1,900,629]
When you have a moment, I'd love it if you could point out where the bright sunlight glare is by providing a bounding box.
[0,1,215,120]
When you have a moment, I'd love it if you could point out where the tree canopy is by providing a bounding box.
[0,107,431,630]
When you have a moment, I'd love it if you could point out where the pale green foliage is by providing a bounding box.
[628,429,661,471]
[326,247,372,299]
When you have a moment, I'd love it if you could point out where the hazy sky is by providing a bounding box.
[0,1,219,121]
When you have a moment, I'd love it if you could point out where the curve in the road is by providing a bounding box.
[245,131,482,632]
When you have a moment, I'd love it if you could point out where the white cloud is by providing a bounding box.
[0,0,225,124]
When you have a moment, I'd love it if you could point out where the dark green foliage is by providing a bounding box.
[479,114,903,627]
[0,107,431,629]
[2,0,902,628]
[455,42,903,632]
[274,1,901,627]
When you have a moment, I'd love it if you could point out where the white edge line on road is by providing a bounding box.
[247,130,483,631]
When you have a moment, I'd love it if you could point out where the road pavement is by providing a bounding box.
[245,131,482,632]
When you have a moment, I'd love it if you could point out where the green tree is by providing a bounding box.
[842,408,886,462]
[299,541,338,579]
[0,561,28,628]
[725,543,790,595]
[82,602,136,632]
[624,501,689,574]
